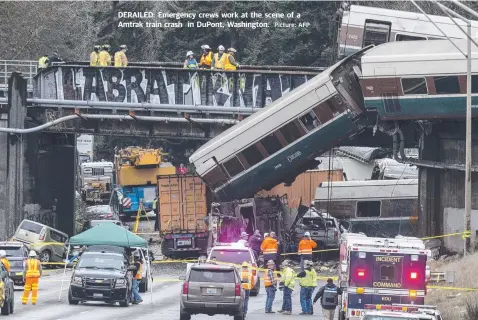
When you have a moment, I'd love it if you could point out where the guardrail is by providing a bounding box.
[0,60,37,92]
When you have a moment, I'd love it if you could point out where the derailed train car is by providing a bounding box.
[190,47,372,201]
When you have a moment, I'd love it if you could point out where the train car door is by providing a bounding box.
[374,67,402,117]
[362,19,391,47]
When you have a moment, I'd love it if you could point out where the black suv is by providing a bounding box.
[0,241,28,286]
[0,262,14,315]
[68,249,135,306]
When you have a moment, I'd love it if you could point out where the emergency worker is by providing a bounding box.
[199,45,213,69]
[183,51,198,69]
[38,55,49,70]
[296,260,317,315]
[248,230,262,259]
[277,260,295,315]
[224,48,240,71]
[261,232,278,264]
[22,250,42,305]
[98,44,112,67]
[241,261,254,315]
[114,44,128,67]
[298,232,317,272]
[0,251,9,272]
[153,196,160,231]
[264,260,277,313]
[178,163,188,174]
[131,253,143,304]
[47,52,63,67]
[211,45,227,70]
[314,278,342,320]
[90,45,101,66]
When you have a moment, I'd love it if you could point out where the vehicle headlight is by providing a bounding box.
[116,279,127,287]
[72,276,83,285]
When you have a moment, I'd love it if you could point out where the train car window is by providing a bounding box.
[223,156,245,177]
[401,77,428,95]
[396,34,427,41]
[356,201,381,217]
[472,75,478,93]
[203,166,228,190]
[241,144,264,167]
[299,111,321,132]
[260,133,283,156]
[363,20,391,47]
[279,121,303,144]
[434,76,460,94]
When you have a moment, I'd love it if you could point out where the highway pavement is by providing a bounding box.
[11,264,334,320]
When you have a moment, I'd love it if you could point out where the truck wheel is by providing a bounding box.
[119,294,130,307]
[233,315,244,320]
[9,294,14,314]
[1,297,10,315]
[68,289,79,305]
[339,311,345,320]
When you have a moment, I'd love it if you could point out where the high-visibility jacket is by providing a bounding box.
[135,262,143,280]
[0,258,10,272]
[281,267,296,290]
[38,56,48,69]
[25,258,41,278]
[153,199,158,210]
[261,236,278,254]
[98,50,112,67]
[114,51,128,67]
[199,52,213,67]
[298,239,317,255]
[90,51,99,66]
[213,53,227,69]
[224,54,237,71]
[241,270,254,290]
[264,269,277,287]
[299,268,317,287]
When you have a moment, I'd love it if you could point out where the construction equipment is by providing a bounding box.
[133,198,153,234]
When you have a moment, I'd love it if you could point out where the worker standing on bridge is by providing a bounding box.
[37,55,49,70]
[183,51,198,69]
[22,250,42,305]
[114,45,128,67]
[211,45,227,70]
[224,48,240,71]
[199,45,213,69]
[0,251,9,272]
[298,232,317,272]
[297,260,317,315]
[98,44,112,67]
[90,45,101,66]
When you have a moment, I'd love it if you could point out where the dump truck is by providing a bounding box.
[159,174,209,258]
[78,161,114,203]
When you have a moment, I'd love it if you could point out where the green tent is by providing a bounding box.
[69,222,147,248]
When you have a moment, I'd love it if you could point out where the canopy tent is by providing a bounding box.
[68,222,147,247]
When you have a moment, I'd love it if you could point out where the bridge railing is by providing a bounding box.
[0,60,37,92]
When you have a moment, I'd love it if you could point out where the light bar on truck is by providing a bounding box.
[364,305,419,312]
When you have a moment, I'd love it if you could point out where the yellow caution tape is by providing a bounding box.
[427,285,478,291]
[27,242,66,247]
[280,248,338,256]
[420,231,471,240]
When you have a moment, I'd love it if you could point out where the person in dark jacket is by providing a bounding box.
[313,278,342,320]
[248,230,262,258]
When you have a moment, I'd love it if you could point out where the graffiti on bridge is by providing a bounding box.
[38,67,316,109]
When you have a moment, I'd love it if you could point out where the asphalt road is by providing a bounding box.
[11,264,335,320]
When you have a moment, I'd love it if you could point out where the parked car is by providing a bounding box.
[84,205,118,220]
[206,242,260,296]
[179,263,245,320]
[0,241,28,286]
[0,261,15,315]
[68,249,135,306]
[11,219,68,264]
[82,219,130,232]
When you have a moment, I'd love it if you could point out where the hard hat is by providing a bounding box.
[186,51,194,57]
[29,250,37,257]
[264,233,269,237]
[242,261,249,267]
[305,260,314,267]
[241,232,248,237]
[267,260,275,266]
[218,45,225,51]
[228,48,237,53]
[270,231,276,237]
[119,44,127,49]
[103,44,111,49]
[281,260,289,267]
[94,45,101,49]
[0,250,5,258]
[304,232,311,237]
[203,44,211,50]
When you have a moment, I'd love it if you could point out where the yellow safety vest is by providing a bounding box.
[224,54,237,71]
[241,270,253,290]
[114,51,128,67]
[90,51,99,66]
[299,268,317,287]
[200,52,213,67]
[1,258,10,272]
[281,267,296,289]
[26,258,40,278]
[38,56,48,69]
[213,53,227,69]
[264,269,277,287]
[135,262,142,280]
[98,50,111,67]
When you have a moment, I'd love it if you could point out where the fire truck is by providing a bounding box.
[338,233,431,320]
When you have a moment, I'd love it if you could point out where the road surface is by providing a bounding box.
[12,264,334,320]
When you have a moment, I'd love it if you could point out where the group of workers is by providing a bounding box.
[90,44,128,67]
[238,231,341,319]
[184,44,240,70]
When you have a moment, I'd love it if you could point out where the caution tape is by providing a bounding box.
[427,285,478,291]
[420,230,471,240]
[280,248,338,256]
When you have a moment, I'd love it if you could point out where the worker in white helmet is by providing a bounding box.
[22,250,42,305]
[211,45,227,70]
[224,47,240,71]
[183,51,198,69]
[199,44,213,69]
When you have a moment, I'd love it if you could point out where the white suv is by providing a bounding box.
[206,242,260,296]
[361,305,443,320]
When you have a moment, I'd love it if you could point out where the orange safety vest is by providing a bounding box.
[224,54,237,71]
[135,262,143,280]
[264,269,277,287]
[261,237,278,254]
[26,258,40,278]
[298,239,318,255]
[200,52,213,67]
[213,53,227,69]
[1,258,10,272]
[241,270,254,290]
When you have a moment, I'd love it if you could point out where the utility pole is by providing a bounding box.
[464,21,472,255]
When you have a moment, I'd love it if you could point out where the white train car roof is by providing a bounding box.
[315,179,418,201]
[346,5,478,38]
[80,161,114,168]
[361,38,478,77]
